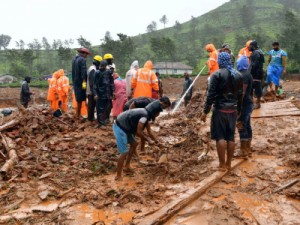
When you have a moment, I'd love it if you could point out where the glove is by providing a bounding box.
[82,81,87,90]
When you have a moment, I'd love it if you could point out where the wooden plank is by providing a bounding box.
[252,100,300,118]
[139,159,245,225]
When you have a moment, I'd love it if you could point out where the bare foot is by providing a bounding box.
[115,176,123,181]
[226,165,231,171]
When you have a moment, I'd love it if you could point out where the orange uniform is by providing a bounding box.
[57,70,70,112]
[131,60,159,98]
[238,40,252,60]
[72,91,87,116]
[47,71,59,111]
[205,44,219,75]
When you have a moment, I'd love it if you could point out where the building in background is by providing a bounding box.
[153,62,193,75]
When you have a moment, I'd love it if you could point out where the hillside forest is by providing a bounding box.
[0,0,300,80]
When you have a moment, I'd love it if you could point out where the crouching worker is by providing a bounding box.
[113,100,165,181]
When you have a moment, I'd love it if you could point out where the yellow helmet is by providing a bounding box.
[93,55,102,62]
[103,53,113,59]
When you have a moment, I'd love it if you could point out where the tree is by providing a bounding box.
[150,37,176,75]
[159,15,169,29]
[174,20,181,31]
[240,3,255,29]
[105,31,112,40]
[77,35,91,49]
[279,10,300,68]
[146,21,157,33]
[190,16,198,49]
[28,39,42,50]
[0,34,12,50]
[101,33,135,74]
[57,47,73,68]
[42,37,51,50]
[150,37,176,61]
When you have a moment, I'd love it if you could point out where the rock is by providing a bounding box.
[51,157,59,163]
[36,165,44,171]
[38,190,49,200]
[70,160,78,166]
[158,154,168,164]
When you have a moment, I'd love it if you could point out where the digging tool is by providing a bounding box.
[172,65,207,114]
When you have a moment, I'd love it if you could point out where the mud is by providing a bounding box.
[0,79,299,224]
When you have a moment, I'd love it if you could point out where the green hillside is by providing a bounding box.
[132,0,300,72]
[0,0,300,80]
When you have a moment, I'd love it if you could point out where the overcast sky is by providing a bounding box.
[2,0,229,48]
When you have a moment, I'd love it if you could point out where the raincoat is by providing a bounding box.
[72,90,87,116]
[112,78,127,117]
[57,69,70,112]
[205,44,219,75]
[238,40,252,60]
[131,61,159,98]
[47,71,59,111]
[125,60,139,98]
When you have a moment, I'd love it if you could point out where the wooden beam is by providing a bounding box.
[139,159,245,225]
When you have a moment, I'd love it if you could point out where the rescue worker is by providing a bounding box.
[236,56,253,159]
[126,60,139,99]
[113,100,169,181]
[20,76,34,108]
[205,44,219,76]
[57,69,70,112]
[103,53,114,67]
[201,52,243,171]
[93,60,115,128]
[248,40,265,109]
[87,55,102,121]
[47,71,59,111]
[131,60,159,98]
[72,47,90,118]
[181,72,193,107]
[238,40,252,60]
[266,42,288,96]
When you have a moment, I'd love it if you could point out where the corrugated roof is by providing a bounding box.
[153,62,193,70]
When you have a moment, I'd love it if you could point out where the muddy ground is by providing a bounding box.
[0,78,299,225]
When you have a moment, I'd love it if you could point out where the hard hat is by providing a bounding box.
[103,53,113,59]
[93,55,102,62]
[77,48,90,55]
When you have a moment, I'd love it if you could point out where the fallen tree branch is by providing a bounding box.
[55,118,72,128]
[0,119,20,132]
[0,136,18,180]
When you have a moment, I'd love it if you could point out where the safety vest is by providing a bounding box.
[132,69,158,98]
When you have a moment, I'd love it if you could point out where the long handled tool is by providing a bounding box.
[171,65,206,114]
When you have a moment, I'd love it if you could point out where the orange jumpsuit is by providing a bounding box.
[47,72,59,111]
[131,60,159,98]
[72,91,87,116]
[205,44,219,75]
[57,70,70,112]
[238,40,252,60]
